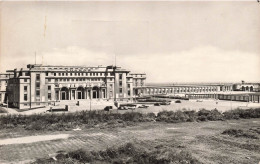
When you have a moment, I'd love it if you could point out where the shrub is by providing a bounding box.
[0,108,7,113]
[33,142,201,164]
[0,108,259,131]
[222,129,259,139]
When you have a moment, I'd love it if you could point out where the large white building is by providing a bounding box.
[2,64,260,109]
[6,64,146,109]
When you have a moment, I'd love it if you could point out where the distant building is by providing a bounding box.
[6,64,146,109]
[233,83,260,92]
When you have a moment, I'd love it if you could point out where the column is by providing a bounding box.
[68,89,71,100]
[99,88,102,99]
[90,88,93,99]
[57,90,60,100]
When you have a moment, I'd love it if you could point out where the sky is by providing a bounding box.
[0,1,259,83]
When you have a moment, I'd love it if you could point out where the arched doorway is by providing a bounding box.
[60,87,69,100]
[76,86,85,99]
[250,86,253,92]
[92,86,99,99]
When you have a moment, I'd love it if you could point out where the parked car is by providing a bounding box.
[175,100,181,103]
[0,103,7,107]
[118,106,128,110]
[104,106,113,111]
[127,105,136,110]
[138,105,149,108]
[154,103,160,106]
[160,102,171,105]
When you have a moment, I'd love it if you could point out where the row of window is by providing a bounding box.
[53,78,111,82]
[18,72,115,77]
[148,88,218,93]
[24,85,51,91]
[24,93,51,101]
[47,72,114,77]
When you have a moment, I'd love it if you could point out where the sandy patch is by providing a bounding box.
[0,134,70,145]
[167,127,180,130]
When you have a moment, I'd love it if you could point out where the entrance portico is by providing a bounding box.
[55,85,107,100]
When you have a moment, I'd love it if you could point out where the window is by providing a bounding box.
[48,85,51,90]
[25,72,30,76]
[36,74,40,81]
[128,90,131,96]
[24,86,27,91]
[48,79,51,82]
[119,88,123,93]
[119,74,122,80]
[36,82,40,88]
[24,79,27,82]
[46,72,48,76]
[70,73,72,76]
[119,81,122,86]
[24,94,27,101]
[48,93,51,100]
[127,84,130,88]
[54,73,56,76]
[36,90,40,96]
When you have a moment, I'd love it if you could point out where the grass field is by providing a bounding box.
[0,118,259,164]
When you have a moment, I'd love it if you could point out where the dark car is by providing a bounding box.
[154,103,160,106]
[175,100,181,103]
[138,105,149,108]
[104,106,113,111]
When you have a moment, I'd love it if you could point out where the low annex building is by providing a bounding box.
[6,64,146,109]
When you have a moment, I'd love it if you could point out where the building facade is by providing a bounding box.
[0,73,13,105]
[3,64,260,109]
[136,83,234,96]
[7,64,144,109]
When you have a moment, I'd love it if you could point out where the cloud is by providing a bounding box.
[116,45,260,83]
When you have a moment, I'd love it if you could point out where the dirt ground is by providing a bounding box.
[0,119,259,164]
[2,99,260,116]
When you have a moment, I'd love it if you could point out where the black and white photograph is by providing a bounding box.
[0,1,260,163]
